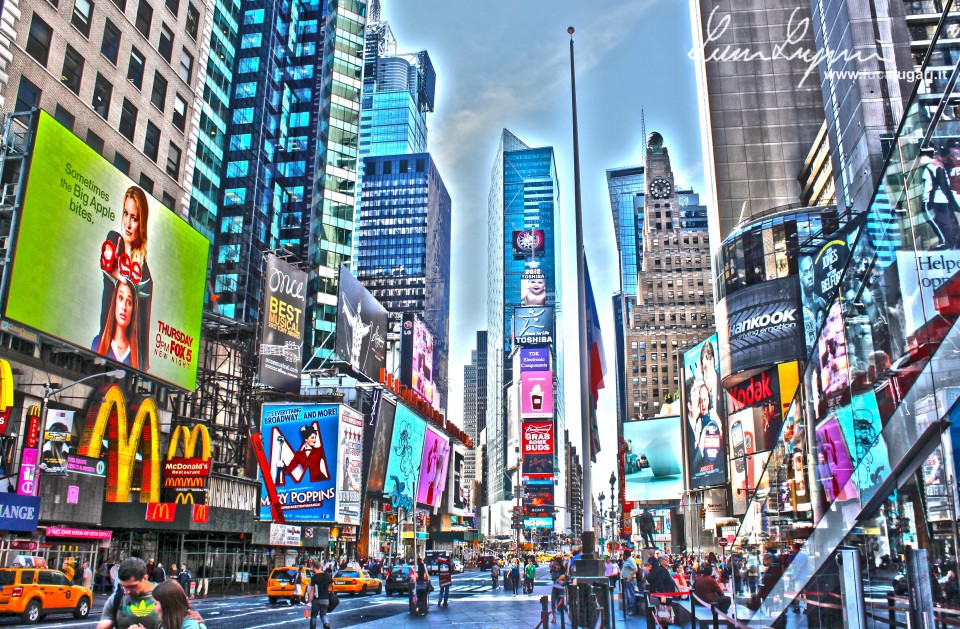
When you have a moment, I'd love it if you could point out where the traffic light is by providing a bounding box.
[699,508,706,519]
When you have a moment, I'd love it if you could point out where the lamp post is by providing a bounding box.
[598,492,605,542]
[609,472,617,546]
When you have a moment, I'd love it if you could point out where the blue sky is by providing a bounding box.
[381,0,706,501]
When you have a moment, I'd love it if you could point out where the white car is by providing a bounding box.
[452,559,464,573]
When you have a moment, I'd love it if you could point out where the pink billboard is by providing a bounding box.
[520,371,554,418]
[417,426,450,510]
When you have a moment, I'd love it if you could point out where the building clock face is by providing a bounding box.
[650,177,672,199]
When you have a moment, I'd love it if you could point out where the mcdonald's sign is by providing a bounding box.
[162,423,211,505]
[77,385,161,503]
[145,502,176,523]
[192,504,209,524]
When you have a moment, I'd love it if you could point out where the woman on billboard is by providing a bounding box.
[91,278,140,368]
[99,186,152,370]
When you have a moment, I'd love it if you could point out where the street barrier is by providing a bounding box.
[567,576,612,628]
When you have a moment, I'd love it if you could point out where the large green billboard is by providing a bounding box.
[4,111,209,390]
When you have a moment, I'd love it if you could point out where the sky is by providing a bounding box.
[381,0,707,504]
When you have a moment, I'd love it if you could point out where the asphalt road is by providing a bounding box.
[1,568,521,628]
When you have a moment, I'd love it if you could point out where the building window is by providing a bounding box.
[138,173,154,194]
[185,2,199,39]
[111,0,125,11]
[100,18,121,64]
[53,105,75,131]
[151,71,167,110]
[15,77,41,113]
[119,98,137,141]
[143,121,160,161]
[85,129,104,154]
[161,190,175,209]
[172,94,186,131]
[135,0,153,37]
[240,33,261,49]
[127,47,145,89]
[60,45,84,95]
[71,0,94,37]
[113,152,130,175]
[178,49,193,83]
[164,0,178,16]
[232,108,253,124]
[26,15,53,67]
[92,73,113,119]
[158,24,174,62]
[166,142,181,177]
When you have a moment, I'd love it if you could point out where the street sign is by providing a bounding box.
[513,506,523,515]
[416,532,428,539]
[718,538,729,548]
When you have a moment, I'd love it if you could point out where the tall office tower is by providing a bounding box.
[211,0,365,361]
[626,132,714,417]
[485,129,565,508]
[188,0,241,241]
[462,330,487,486]
[359,50,434,158]
[690,0,825,247]
[4,0,214,217]
[356,153,451,407]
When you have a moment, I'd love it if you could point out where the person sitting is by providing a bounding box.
[693,564,731,613]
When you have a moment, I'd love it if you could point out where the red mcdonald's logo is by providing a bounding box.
[192,504,209,524]
[145,502,176,523]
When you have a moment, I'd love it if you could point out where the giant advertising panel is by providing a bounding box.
[800,224,855,354]
[683,335,726,489]
[519,348,550,372]
[448,448,471,516]
[513,307,555,347]
[520,371,553,418]
[400,313,435,403]
[520,266,547,307]
[5,111,209,390]
[162,424,211,504]
[417,425,450,511]
[364,396,395,495]
[818,303,849,398]
[258,403,362,523]
[522,420,555,479]
[512,229,545,258]
[523,483,554,519]
[336,406,364,524]
[716,277,805,383]
[623,417,683,502]
[258,254,308,392]
[334,264,388,379]
[383,403,426,511]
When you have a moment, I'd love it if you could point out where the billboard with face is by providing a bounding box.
[384,403,426,511]
[4,111,209,390]
[417,426,450,511]
[364,396,395,495]
[258,254,308,392]
[520,371,553,418]
[449,448,471,515]
[400,313,435,403]
[521,267,547,307]
[683,335,726,489]
[818,302,849,398]
[258,404,360,523]
[623,417,683,502]
[800,227,854,354]
[334,265,388,379]
[336,406,364,524]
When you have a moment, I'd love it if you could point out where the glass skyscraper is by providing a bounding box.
[359,53,434,158]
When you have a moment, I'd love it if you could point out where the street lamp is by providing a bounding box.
[598,492,605,542]
[609,472,617,546]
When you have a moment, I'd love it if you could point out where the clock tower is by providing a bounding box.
[644,131,678,240]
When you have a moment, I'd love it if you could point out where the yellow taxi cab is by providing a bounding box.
[0,567,92,624]
[332,569,383,596]
[266,567,313,605]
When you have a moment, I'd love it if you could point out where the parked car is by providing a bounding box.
[385,563,415,596]
[332,570,382,596]
[266,567,313,605]
[0,567,92,624]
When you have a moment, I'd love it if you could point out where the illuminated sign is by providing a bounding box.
[46,526,112,540]
[0,359,13,432]
[192,504,209,524]
[258,254,307,392]
[519,348,550,372]
[512,230,545,257]
[145,502,176,523]
[513,307,555,347]
[162,424,212,504]
[17,406,42,496]
[520,371,554,418]
[77,384,161,503]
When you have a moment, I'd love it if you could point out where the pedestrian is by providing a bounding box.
[509,559,520,596]
[293,566,304,604]
[745,552,760,596]
[101,557,205,629]
[99,561,110,594]
[145,559,155,582]
[110,562,120,594]
[306,560,332,629]
[491,562,500,589]
[524,558,536,595]
[152,562,166,583]
[195,564,208,599]
[620,549,640,616]
[550,557,568,624]
[437,554,452,607]
[82,562,94,589]
[604,555,619,592]
[177,564,192,598]
[693,564,731,613]
[169,564,179,581]
[137,579,206,629]
[62,557,76,582]
[415,558,430,616]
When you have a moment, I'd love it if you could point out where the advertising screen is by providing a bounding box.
[780,404,812,517]
[5,111,209,390]
[800,225,854,354]
[258,254,308,392]
[449,449,471,515]
[258,403,360,523]
[519,348,550,372]
[523,483,554,517]
[521,267,547,307]
[40,409,74,475]
[520,371,553,418]
[732,451,770,515]
[683,335,726,489]
[818,302,849,398]
[417,425,450,511]
[365,397,395,494]
[400,313,435,403]
[512,229,545,257]
[522,420,555,480]
[336,406,364,524]
[383,404,426,511]
[623,417,683,502]
[814,414,858,505]
[835,392,889,503]
[513,307,555,347]
[334,264,388,379]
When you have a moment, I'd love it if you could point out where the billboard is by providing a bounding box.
[512,229,545,257]
[623,417,683,502]
[364,396,395,494]
[384,404,427,511]
[800,226,854,354]
[519,348,550,372]
[258,254,308,392]
[520,371,553,418]
[732,451,770,515]
[40,409,74,475]
[334,264,388,379]
[335,406,364,524]
[522,420,555,479]
[521,267,547,307]
[162,424,211,504]
[814,414,858,505]
[683,335,726,489]
[449,448,471,515]
[258,403,361,523]
[417,425,450,511]
[835,392,889,504]
[523,483,554,518]
[818,302,849,398]
[5,111,209,390]
[716,277,805,383]
[400,313,435,403]
[513,307,555,347]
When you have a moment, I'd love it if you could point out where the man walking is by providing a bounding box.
[437,554,452,607]
[82,562,94,589]
[491,561,500,589]
[524,558,536,595]
[177,564,192,598]
[195,563,208,598]
[620,549,640,616]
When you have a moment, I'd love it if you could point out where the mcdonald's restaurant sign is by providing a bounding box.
[162,424,211,505]
[77,385,161,503]
[192,504,209,524]
[145,501,176,523]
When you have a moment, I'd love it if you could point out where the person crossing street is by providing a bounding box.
[524,559,536,595]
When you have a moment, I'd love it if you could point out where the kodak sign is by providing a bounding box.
[77,385,161,503]
[162,424,211,504]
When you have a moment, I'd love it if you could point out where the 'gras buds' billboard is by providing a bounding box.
[5,111,209,390]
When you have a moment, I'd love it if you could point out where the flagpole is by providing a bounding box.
[567,26,601,574]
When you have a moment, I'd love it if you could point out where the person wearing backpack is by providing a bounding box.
[306,561,333,629]
[524,559,536,595]
[921,146,960,249]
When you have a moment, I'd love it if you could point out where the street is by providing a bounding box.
[0,568,557,628]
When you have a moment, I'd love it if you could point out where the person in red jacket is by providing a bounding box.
[284,423,329,483]
[437,555,452,607]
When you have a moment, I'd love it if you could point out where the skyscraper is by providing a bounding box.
[359,51,434,158]
[485,129,565,516]
[463,330,487,486]
[355,152,451,408]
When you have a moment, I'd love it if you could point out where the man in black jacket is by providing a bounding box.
[648,557,676,595]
